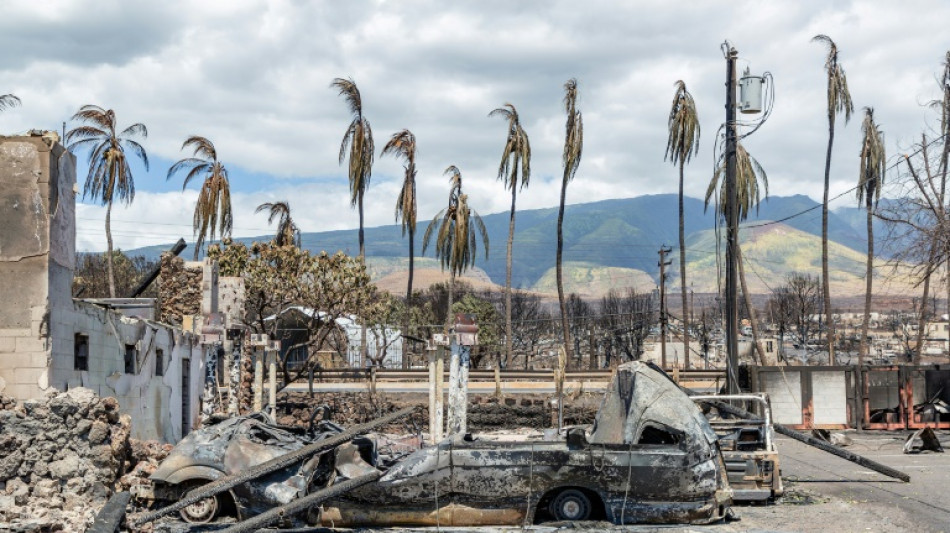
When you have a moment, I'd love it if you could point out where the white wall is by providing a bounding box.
[47,300,204,442]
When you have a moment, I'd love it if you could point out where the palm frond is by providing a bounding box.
[0,94,21,111]
[665,80,700,165]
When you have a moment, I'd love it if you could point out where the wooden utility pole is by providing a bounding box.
[724,44,740,394]
[658,246,672,369]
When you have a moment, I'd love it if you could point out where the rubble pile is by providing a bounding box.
[158,253,202,326]
[118,439,174,495]
[0,388,132,532]
[276,392,599,432]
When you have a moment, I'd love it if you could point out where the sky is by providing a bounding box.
[1,0,948,253]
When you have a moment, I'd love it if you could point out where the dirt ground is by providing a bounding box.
[150,430,950,533]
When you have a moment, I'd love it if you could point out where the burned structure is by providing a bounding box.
[0,134,205,442]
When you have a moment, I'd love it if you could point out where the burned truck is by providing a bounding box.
[137,361,733,528]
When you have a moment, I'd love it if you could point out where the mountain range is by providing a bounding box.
[127,194,915,297]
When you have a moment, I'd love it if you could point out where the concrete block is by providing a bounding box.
[0,328,31,337]
[0,352,33,369]
[15,336,47,353]
[30,305,47,322]
[15,367,43,385]
[0,337,15,352]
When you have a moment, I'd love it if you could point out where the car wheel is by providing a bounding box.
[549,489,592,521]
[179,493,218,524]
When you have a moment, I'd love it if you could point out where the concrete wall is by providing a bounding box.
[47,300,205,442]
[812,370,848,425]
[759,370,803,425]
[0,135,206,443]
[0,135,74,399]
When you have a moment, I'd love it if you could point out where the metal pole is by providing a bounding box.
[725,45,741,394]
[659,246,672,369]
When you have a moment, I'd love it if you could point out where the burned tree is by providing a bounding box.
[598,288,657,364]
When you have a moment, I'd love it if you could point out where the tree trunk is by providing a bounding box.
[504,186,517,368]
[737,246,765,365]
[358,193,367,366]
[678,160,689,369]
[915,245,936,364]
[860,205,873,364]
[403,226,414,369]
[556,170,573,363]
[822,119,836,364]
[447,269,456,331]
[106,200,116,298]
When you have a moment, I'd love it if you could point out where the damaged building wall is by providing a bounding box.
[46,299,205,442]
[0,134,74,400]
[0,135,206,443]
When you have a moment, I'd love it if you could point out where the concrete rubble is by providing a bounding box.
[0,388,167,533]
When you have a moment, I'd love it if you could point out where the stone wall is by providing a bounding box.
[0,388,131,532]
[158,255,202,327]
[276,391,602,433]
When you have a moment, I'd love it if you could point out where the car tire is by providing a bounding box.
[549,489,592,521]
[179,493,218,524]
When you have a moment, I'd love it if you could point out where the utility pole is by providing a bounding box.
[724,44,740,394]
[658,245,672,369]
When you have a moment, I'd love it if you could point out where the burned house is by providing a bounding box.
[0,133,205,442]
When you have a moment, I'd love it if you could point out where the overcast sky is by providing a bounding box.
[2,0,948,252]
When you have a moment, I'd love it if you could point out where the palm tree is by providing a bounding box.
[813,34,854,364]
[422,166,489,324]
[665,80,700,369]
[382,129,418,368]
[856,107,885,364]
[167,136,233,259]
[557,79,584,365]
[256,201,299,246]
[0,94,20,112]
[331,77,374,258]
[65,105,148,298]
[707,142,769,363]
[490,103,531,367]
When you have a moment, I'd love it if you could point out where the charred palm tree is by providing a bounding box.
[490,103,531,367]
[707,143,769,364]
[557,79,584,365]
[331,77,374,258]
[65,105,148,298]
[167,136,232,259]
[332,77,374,364]
[813,34,854,364]
[422,166,489,324]
[856,108,885,364]
[382,129,418,368]
[256,201,299,247]
[665,80,700,368]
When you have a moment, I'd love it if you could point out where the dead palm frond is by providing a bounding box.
[168,136,233,259]
[0,94,21,112]
[422,166,489,277]
[382,129,417,236]
[857,108,886,209]
[256,201,299,247]
[665,80,700,165]
[706,143,769,221]
[812,35,854,126]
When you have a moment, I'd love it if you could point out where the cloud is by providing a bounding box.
[4,0,949,252]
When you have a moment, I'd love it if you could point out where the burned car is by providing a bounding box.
[141,361,732,528]
[321,361,733,527]
[693,393,784,502]
[135,408,372,523]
